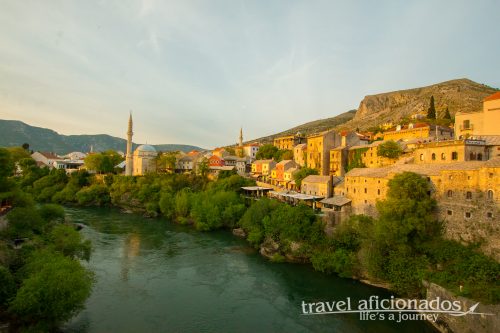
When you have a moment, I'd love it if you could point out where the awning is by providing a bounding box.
[320,196,352,206]
[241,186,273,191]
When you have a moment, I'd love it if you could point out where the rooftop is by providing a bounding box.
[484,91,500,102]
[302,175,332,183]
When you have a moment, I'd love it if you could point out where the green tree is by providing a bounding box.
[22,143,30,151]
[49,225,91,261]
[6,147,31,164]
[375,172,439,247]
[0,265,15,306]
[0,148,14,179]
[444,107,451,120]
[256,144,278,160]
[84,150,123,174]
[197,158,209,178]
[9,250,94,328]
[377,140,402,159]
[427,95,436,119]
[5,206,45,239]
[293,167,318,188]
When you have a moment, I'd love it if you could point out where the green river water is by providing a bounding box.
[62,207,437,333]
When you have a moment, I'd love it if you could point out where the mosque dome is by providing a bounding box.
[134,144,157,157]
[135,144,156,152]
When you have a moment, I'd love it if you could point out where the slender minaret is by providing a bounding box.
[239,127,243,147]
[125,113,133,176]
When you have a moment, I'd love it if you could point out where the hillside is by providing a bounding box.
[245,78,498,145]
[0,120,203,154]
[342,78,498,131]
[246,110,356,145]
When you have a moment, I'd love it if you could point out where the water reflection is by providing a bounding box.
[63,207,437,333]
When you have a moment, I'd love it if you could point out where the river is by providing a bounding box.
[62,207,437,333]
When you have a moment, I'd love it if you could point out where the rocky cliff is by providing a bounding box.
[342,78,498,130]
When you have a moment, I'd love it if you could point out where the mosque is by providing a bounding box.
[125,114,157,176]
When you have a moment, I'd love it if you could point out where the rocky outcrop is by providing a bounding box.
[232,228,247,238]
[343,78,498,131]
[425,282,500,333]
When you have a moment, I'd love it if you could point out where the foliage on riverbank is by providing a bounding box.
[8,148,500,304]
[0,148,94,331]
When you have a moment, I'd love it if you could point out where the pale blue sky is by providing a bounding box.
[0,0,498,148]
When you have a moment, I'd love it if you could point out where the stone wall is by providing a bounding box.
[425,282,499,333]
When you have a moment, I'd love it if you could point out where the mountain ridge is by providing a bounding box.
[0,119,203,154]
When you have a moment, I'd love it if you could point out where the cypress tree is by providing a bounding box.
[427,96,436,119]
[444,107,451,119]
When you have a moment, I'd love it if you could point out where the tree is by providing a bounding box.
[273,149,293,162]
[84,151,123,174]
[427,96,436,119]
[293,167,319,188]
[0,265,15,306]
[9,250,94,328]
[377,140,402,159]
[444,107,451,120]
[256,144,278,160]
[22,143,30,151]
[375,172,439,247]
[0,148,14,179]
[197,158,209,177]
[50,225,91,261]
[6,147,31,164]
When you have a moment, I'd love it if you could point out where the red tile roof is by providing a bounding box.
[484,91,500,102]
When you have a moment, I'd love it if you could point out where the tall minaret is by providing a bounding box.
[239,127,243,147]
[125,113,133,176]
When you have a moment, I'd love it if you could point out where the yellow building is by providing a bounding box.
[383,123,453,142]
[455,92,500,139]
[133,144,157,176]
[335,159,500,260]
[293,143,307,167]
[273,134,304,150]
[414,140,490,164]
[301,175,334,198]
[348,141,402,169]
[306,130,341,176]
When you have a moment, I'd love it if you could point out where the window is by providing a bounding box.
[487,212,493,219]
[477,153,482,161]
[447,190,453,198]
[466,191,472,200]
[441,153,445,160]
[431,153,436,161]
[420,154,424,161]
[364,200,367,204]
[364,188,367,193]
[465,212,471,219]
[469,152,475,160]
[447,210,453,216]
[449,175,453,180]
[463,120,470,129]
[353,189,356,193]
[451,152,458,160]
[377,189,380,195]
[487,190,494,200]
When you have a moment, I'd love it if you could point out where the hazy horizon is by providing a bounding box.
[1,0,499,148]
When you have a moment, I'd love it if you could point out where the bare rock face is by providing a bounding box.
[346,78,498,130]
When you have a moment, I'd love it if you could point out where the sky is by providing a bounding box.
[0,0,499,148]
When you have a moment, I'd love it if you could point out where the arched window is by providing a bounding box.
[431,153,436,161]
[420,154,424,161]
[447,190,453,198]
[441,153,446,160]
[451,152,458,160]
[487,190,494,200]
[477,153,482,161]
[377,189,381,195]
[466,191,472,200]
[469,152,475,160]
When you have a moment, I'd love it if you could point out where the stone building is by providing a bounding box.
[273,134,305,150]
[329,131,370,177]
[335,159,500,260]
[455,92,500,139]
[306,130,341,176]
[383,123,454,142]
[348,140,403,169]
[132,144,157,176]
[301,175,340,198]
[293,143,307,167]
[414,139,490,164]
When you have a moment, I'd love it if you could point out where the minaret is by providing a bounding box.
[125,113,133,176]
[239,127,243,147]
